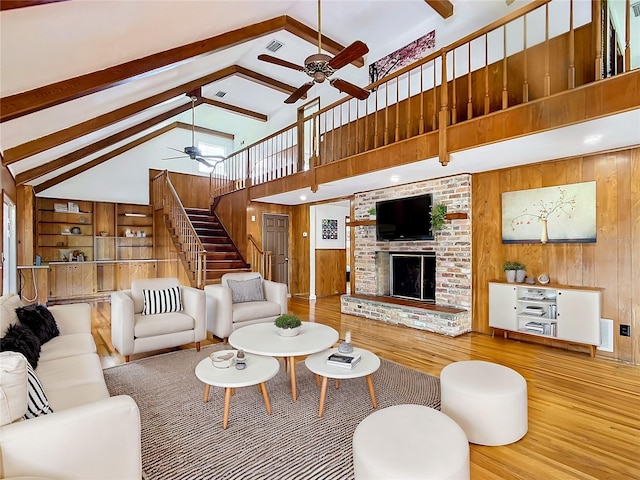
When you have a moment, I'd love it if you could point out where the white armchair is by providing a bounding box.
[111,277,206,362]
[205,272,288,341]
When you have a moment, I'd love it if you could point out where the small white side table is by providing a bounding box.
[195,351,279,429]
[304,347,381,417]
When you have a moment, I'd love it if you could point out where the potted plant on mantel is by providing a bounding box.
[503,261,526,283]
[274,314,302,337]
[368,207,376,220]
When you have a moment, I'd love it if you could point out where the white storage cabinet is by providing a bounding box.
[488,281,602,356]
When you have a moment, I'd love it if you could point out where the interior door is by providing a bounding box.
[263,214,289,288]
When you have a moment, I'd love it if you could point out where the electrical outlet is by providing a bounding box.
[620,324,631,337]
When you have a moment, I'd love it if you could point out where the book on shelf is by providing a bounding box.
[523,306,545,316]
[525,321,557,336]
[326,352,361,369]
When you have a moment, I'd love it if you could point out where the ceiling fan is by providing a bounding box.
[258,0,371,104]
[163,95,226,168]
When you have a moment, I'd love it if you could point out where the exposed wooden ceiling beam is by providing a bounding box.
[234,65,306,97]
[424,0,454,19]
[284,16,365,68]
[175,122,235,141]
[3,65,276,165]
[198,98,268,122]
[1,15,362,122]
[0,0,68,11]
[15,102,198,185]
[33,123,177,194]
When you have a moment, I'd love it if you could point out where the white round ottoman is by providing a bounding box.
[440,360,528,446]
[352,404,469,480]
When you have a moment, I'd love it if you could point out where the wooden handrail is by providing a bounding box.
[156,171,208,288]
[248,234,273,281]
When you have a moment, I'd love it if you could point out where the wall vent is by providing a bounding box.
[266,39,284,52]
[633,2,640,17]
[597,318,614,352]
[214,91,227,98]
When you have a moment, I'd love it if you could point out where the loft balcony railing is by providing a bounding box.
[210,0,637,199]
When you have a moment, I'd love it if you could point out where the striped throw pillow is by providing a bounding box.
[24,362,53,419]
[142,286,183,315]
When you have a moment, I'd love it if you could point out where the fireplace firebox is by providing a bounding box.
[390,253,436,302]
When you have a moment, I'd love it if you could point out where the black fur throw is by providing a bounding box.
[16,304,60,344]
[0,323,41,369]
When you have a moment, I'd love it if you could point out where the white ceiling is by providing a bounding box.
[1,0,638,204]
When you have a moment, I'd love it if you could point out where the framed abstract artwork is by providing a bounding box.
[501,181,596,244]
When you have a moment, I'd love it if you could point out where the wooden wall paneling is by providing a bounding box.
[215,189,249,258]
[94,202,115,235]
[153,210,180,281]
[315,249,347,297]
[289,204,310,296]
[166,171,211,209]
[16,185,35,265]
[631,148,640,365]
[472,147,640,364]
[615,150,633,362]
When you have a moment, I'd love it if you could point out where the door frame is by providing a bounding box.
[2,192,17,295]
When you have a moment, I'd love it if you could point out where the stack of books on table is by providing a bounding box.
[326,352,361,369]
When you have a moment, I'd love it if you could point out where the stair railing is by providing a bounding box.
[155,170,208,288]
[248,234,273,281]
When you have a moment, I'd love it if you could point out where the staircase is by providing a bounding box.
[184,208,250,284]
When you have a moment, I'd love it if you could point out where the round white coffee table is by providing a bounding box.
[195,350,279,429]
[305,347,381,417]
[228,322,339,401]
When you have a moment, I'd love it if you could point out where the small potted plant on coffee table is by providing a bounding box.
[275,314,302,337]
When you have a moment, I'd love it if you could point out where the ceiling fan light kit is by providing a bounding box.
[258,0,370,104]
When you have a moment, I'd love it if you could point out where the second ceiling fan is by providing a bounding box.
[258,0,371,104]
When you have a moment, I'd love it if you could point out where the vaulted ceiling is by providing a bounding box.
[1,0,535,195]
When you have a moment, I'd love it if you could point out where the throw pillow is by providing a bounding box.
[0,323,41,369]
[24,361,53,419]
[142,286,183,315]
[0,351,29,426]
[16,304,60,344]
[0,293,24,337]
[227,277,265,304]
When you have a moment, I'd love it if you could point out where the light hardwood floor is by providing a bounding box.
[92,295,640,480]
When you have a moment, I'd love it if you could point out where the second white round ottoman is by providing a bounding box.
[440,360,528,446]
[352,404,469,480]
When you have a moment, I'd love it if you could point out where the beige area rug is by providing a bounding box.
[104,344,440,480]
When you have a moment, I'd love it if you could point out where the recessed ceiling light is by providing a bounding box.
[300,194,307,201]
[390,175,400,182]
[584,134,602,145]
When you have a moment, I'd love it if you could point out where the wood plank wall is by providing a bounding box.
[472,147,640,364]
[289,204,310,297]
[153,209,191,286]
[315,250,347,297]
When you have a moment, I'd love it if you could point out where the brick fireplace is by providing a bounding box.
[341,174,472,336]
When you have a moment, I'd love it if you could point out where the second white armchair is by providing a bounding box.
[204,272,288,341]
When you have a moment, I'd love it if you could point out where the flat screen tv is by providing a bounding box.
[376,194,433,241]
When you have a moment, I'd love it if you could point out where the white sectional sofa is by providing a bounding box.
[0,293,142,480]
